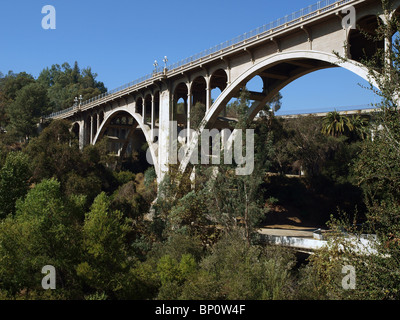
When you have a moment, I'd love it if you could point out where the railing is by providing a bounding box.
[275,104,376,116]
[47,0,355,119]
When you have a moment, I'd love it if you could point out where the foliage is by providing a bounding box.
[321,110,354,137]
[180,231,297,300]
[0,152,31,218]
[77,192,134,298]
[6,82,51,140]
[37,61,107,112]
[24,120,117,206]
[0,179,85,297]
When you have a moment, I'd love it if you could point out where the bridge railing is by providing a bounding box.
[47,0,354,119]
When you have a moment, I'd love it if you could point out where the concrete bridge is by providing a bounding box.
[47,0,399,183]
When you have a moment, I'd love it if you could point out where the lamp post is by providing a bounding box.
[153,60,158,73]
[163,56,168,68]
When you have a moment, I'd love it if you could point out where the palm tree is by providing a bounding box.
[321,110,353,137]
[349,114,369,140]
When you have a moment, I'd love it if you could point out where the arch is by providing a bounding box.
[173,82,188,128]
[348,14,384,63]
[246,75,265,94]
[91,112,98,140]
[136,97,144,116]
[210,69,228,112]
[191,76,207,106]
[93,108,159,180]
[71,122,80,139]
[144,94,152,124]
[178,50,378,174]
[210,69,228,92]
[98,110,104,126]
[152,90,160,143]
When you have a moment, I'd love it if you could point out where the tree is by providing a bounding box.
[77,192,134,298]
[25,120,117,206]
[0,152,31,218]
[321,110,354,137]
[180,231,296,300]
[0,71,35,128]
[38,61,107,113]
[0,178,85,297]
[348,114,370,140]
[284,115,344,178]
[193,89,273,245]
[6,83,51,140]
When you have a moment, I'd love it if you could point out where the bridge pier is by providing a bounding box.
[158,89,173,183]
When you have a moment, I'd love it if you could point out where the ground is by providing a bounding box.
[260,203,323,238]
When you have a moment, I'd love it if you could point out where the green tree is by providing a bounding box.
[180,232,296,300]
[25,120,117,206]
[0,152,31,218]
[0,71,35,128]
[77,192,134,298]
[0,178,85,297]
[348,114,369,140]
[321,110,354,137]
[38,62,106,113]
[6,83,51,140]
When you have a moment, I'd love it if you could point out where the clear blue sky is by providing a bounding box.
[0,0,378,114]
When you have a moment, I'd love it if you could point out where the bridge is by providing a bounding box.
[47,0,399,183]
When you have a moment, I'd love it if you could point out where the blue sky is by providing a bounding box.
[0,0,378,114]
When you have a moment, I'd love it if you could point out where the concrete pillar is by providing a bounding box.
[187,92,192,141]
[205,75,211,111]
[97,113,100,131]
[142,99,146,124]
[90,115,94,144]
[158,89,172,183]
[379,11,394,77]
[79,120,85,150]
[151,95,155,141]
[206,86,211,111]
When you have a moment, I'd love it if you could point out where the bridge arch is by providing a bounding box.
[92,107,160,179]
[179,49,378,174]
[191,76,207,106]
[210,69,228,92]
[348,14,384,63]
[71,122,80,139]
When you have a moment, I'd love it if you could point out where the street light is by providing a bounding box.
[153,60,158,72]
[163,56,168,69]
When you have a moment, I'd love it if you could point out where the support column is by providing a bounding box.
[187,92,192,141]
[142,99,146,124]
[206,87,211,111]
[158,89,173,183]
[205,75,211,111]
[90,115,94,144]
[379,11,394,78]
[151,95,155,141]
[79,120,85,150]
[97,113,100,131]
